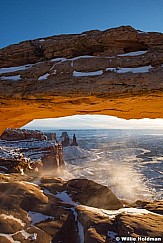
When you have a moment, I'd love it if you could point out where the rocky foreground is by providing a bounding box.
[0,173,162,243]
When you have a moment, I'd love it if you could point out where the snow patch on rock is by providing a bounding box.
[55,190,78,206]
[0,64,33,74]
[118,50,147,57]
[106,65,152,73]
[0,75,21,81]
[73,70,103,77]
[28,211,55,225]
[38,73,50,80]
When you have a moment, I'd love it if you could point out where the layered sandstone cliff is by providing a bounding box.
[0,26,163,134]
[0,128,65,173]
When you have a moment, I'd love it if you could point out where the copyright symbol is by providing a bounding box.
[116,237,120,241]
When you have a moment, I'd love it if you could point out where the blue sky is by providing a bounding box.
[1,0,163,48]
[23,115,163,130]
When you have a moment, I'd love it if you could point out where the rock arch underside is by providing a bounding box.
[0,25,163,134]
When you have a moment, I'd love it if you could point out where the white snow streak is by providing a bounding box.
[106,65,152,73]
[38,73,50,80]
[0,64,33,74]
[0,75,21,81]
[118,50,147,57]
[73,70,103,77]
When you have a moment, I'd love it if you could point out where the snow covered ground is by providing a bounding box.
[63,146,98,163]
[0,139,55,161]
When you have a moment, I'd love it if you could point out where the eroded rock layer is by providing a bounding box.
[0,26,163,133]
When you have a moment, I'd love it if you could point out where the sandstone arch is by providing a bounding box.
[0,26,163,134]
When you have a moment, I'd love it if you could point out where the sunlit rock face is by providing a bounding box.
[0,25,163,134]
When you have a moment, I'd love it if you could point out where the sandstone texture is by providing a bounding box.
[0,174,162,243]
[0,26,163,134]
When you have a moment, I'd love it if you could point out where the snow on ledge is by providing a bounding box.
[51,57,67,62]
[138,31,148,34]
[73,70,103,77]
[38,73,50,80]
[70,55,97,61]
[78,205,158,219]
[118,50,148,57]
[0,75,21,81]
[0,64,33,74]
[106,65,152,73]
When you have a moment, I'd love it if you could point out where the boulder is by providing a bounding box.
[65,179,123,210]
[0,180,48,212]
[0,214,23,234]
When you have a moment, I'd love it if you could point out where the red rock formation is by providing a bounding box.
[0,26,163,134]
[1,26,163,68]
[42,143,65,169]
[0,26,163,102]
[61,132,70,147]
[0,129,64,173]
[71,134,78,146]
[51,133,56,141]
[0,128,46,141]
